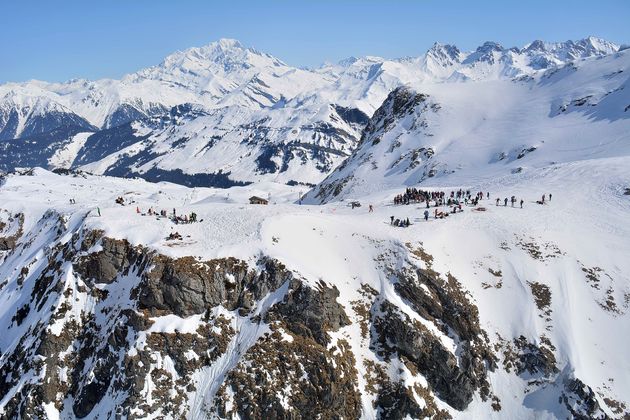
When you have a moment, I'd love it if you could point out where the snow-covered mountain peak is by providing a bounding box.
[0,36,626,187]
[213,37,244,49]
[523,39,547,53]
[425,42,462,66]
[133,38,286,81]
[337,56,360,67]
[463,41,505,65]
[477,40,504,52]
[521,36,619,60]
[580,35,619,53]
[365,85,427,132]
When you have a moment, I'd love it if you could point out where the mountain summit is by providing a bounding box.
[0,36,624,188]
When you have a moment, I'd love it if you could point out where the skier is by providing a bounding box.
[496,198,500,206]
[549,193,552,202]
[97,207,101,217]
[390,215,394,225]
[136,206,140,214]
[487,192,490,199]
[520,199,524,209]
[424,210,429,221]
[368,204,374,212]
[406,217,410,226]
[541,194,545,204]
[504,198,508,206]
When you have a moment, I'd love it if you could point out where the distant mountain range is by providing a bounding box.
[0,37,625,187]
[306,49,630,202]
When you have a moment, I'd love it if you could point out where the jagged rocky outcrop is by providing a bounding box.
[0,212,23,251]
[0,211,494,419]
[0,228,355,418]
[370,256,496,412]
[1,205,628,418]
[305,86,441,203]
[561,376,610,419]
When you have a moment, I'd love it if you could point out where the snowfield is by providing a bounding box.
[1,160,629,418]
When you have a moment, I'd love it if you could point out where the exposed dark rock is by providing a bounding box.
[360,87,428,148]
[215,327,360,419]
[376,381,424,419]
[266,279,350,345]
[369,247,496,411]
[74,237,148,284]
[561,377,609,419]
[393,253,487,344]
[373,301,480,410]
[517,146,537,159]
[139,254,291,317]
[510,335,558,378]
[0,212,24,251]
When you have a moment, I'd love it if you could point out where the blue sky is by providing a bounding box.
[2,0,629,83]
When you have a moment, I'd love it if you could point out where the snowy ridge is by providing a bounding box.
[0,163,629,418]
[306,49,630,203]
[0,36,623,187]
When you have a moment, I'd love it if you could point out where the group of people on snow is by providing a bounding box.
[136,206,199,225]
[496,196,524,208]
[393,188,490,208]
[166,231,183,241]
[390,188,553,226]
[390,216,411,227]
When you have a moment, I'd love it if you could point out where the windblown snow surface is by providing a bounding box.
[0,159,629,418]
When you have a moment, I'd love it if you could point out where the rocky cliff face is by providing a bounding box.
[305,86,440,203]
[0,212,502,419]
[1,162,629,419]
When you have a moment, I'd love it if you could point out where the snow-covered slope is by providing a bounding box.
[0,37,622,186]
[0,164,629,418]
[306,49,630,203]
